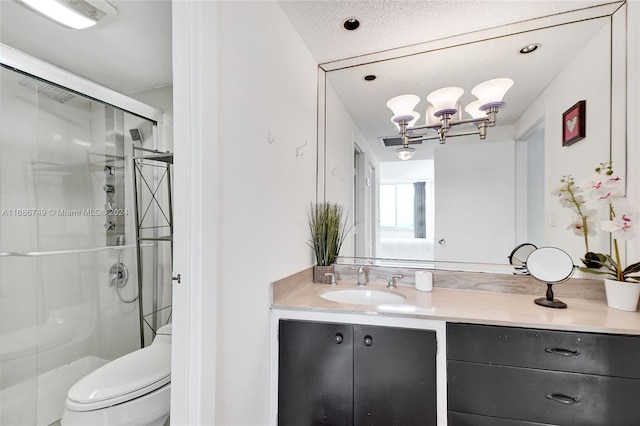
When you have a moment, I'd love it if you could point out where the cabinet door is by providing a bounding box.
[448,361,640,425]
[353,325,437,426]
[278,320,354,426]
[447,323,640,377]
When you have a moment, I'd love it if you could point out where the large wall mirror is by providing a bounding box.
[319,2,627,268]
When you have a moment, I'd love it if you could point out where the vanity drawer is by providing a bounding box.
[447,323,640,377]
[448,411,554,426]
[448,361,640,425]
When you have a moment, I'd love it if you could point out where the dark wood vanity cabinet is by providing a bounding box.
[447,323,640,426]
[278,319,437,426]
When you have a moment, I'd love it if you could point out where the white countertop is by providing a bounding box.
[272,279,640,335]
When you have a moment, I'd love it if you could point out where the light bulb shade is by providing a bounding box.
[464,100,485,119]
[472,78,514,110]
[427,104,462,124]
[387,94,420,122]
[396,146,415,161]
[391,112,420,130]
[426,87,464,117]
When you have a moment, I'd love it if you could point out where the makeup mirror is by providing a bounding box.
[527,247,575,308]
[509,243,538,274]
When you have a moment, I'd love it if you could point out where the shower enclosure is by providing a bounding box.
[0,48,171,425]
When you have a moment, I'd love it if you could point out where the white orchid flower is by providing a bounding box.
[567,219,597,236]
[601,202,636,240]
[584,172,625,203]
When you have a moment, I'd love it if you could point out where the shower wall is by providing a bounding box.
[0,67,164,425]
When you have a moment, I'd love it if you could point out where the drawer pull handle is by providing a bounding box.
[545,393,581,405]
[545,347,580,357]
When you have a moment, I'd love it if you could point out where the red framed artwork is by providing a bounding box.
[562,100,586,146]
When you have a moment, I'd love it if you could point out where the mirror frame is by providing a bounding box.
[316,2,629,272]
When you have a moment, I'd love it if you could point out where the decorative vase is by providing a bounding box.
[604,278,640,312]
[313,265,335,284]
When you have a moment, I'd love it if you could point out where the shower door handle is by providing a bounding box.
[172,273,181,284]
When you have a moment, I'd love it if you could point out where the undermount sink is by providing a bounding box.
[321,288,406,306]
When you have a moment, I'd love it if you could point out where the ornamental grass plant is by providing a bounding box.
[308,202,351,266]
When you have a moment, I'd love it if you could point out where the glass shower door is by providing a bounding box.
[0,67,158,426]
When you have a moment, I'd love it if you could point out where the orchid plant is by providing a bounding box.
[552,175,597,253]
[573,162,640,282]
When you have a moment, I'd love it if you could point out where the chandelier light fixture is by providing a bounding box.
[386,78,514,160]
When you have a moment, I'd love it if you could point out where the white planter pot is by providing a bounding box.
[604,278,640,312]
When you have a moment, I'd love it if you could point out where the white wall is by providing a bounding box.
[325,80,378,257]
[628,1,640,266]
[215,3,318,422]
[515,21,611,263]
[172,2,319,424]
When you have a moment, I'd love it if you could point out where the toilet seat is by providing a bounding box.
[66,342,171,412]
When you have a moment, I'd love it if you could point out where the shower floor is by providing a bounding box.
[1,356,109,426]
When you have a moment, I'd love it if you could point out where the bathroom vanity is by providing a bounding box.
[270,268,640,426]
[447,323,640,425]
[278,320,436,425]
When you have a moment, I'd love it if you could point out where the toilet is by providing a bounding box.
[61,323,172,426]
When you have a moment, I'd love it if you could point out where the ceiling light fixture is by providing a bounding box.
[520,43,541,54]
[17,0,117,30]
[386,78,514,159]
[343,17,360,31]
[396,146,416,161]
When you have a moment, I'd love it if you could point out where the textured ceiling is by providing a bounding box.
[279,0,620,163]
[279,0,615,64]
[0,0,618,100]
[327,16,609,162]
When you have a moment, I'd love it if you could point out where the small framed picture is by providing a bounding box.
[562,100,586,146]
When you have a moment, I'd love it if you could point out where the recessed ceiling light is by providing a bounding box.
[343,17,360,31]
[520,43,541,54]
[363,75,376,81]
[17,0,117,30]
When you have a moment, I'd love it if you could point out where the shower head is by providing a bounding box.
[129,128,144,142]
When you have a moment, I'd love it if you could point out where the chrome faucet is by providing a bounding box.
[357,266,367,287]
[387,274,403,288]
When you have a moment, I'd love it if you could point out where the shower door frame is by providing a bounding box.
[0,44,163,125]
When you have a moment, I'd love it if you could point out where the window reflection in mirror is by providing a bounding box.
[378,161,434,261]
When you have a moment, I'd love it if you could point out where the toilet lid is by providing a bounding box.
[66,343,171,411]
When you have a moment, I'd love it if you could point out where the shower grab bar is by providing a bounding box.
[0,243,152,257]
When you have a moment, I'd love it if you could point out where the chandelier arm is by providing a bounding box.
[443,129,482,139]
[448,117,489,127]
[407,123,441,132]
[407,116,490,133]
[407,134,440,143]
